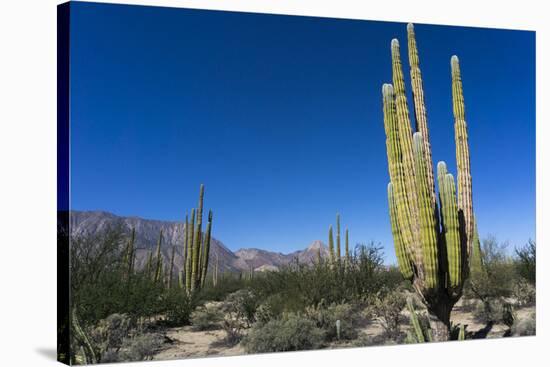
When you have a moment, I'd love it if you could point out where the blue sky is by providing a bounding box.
[69,2,535,263]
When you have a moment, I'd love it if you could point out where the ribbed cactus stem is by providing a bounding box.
[413,132,439,289]
[125,228,135,278]
[200,210,213,288]
[328,225,335,264]
[191,185,204,292]
[407,297,425,343]
[408,23,436,208]
[382,83,421,270]
[440,171,462,291]
[154,230,163,283]
[388,183,413,278]
[336,213,341,263]
[345,228,350,263]
[391,39,422,254]
[168,245,176,289]
[451,55,474,256]
[186,208,195,292]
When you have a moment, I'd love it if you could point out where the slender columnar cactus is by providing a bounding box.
[328,225,335,264]
[407,24,436,208]
[452,55,474,257]
[124,228,135,279]
[71,308,98,364]
[345,228,350,263]
[185,209,195,292]
[146,250,153,277]
[190,184,204,292]
[154,230,163,283]
[381,24,476,341]
[200,210,213,288]
[336,213,341,264]
[168,245,176,289]
[407,297,426,343]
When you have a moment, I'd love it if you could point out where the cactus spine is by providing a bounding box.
[382,24,476,341]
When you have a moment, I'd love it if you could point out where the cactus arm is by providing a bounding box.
[336,213,341,264]
[154,230,163,283]
[200,210,213,288]
[388,183,414,278]
[391,39,422,261]
[438,170,462,292]
[382,84,418,269]
[345,228,350,263]
[451,56,474,255]
[407,24,436,208]
[168,245,175,289]
[186,208,195,292]
[328,225,335,264]
[191,184,204,292]
[413,132,439,289]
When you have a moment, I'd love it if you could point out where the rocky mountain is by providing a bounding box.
[69,211,328,273]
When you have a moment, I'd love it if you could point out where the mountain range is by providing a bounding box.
[69,211,329,274]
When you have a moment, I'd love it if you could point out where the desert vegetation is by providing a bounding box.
[63,23,536,364]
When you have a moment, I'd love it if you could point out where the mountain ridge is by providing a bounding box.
[69,210,328,273]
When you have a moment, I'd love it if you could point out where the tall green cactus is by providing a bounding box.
[154,230,163,283]
[336,213,341,265]
[182,184,214,294]
[345,228,350,263]
[382,23,475,341]
[328,225,335,264]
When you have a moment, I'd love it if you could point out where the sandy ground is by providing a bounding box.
[153,301,535,360]
[153,326,244,361]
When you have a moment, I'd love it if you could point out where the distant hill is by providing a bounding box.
[69,211,329,273]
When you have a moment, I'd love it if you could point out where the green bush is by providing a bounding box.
[305,301,359,341]
[512,278,536,307]
[242,313,325,353]
[163,288,196,326]
[371,289,406,340]
[190,304,223,331]
[515,240,536,285]
[511,312,536,336]
[221,289,259,327]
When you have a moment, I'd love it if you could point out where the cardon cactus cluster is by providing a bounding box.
[382,23,475,340]
[183,184,214,294]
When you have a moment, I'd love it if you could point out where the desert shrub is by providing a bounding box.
[198,274,246,302]
[511,312,536,336]
[91,313,132,357]
[222,289,259,327]
[371,289,406,340]
[466,236,518,321]
[242,313,324,353]
[512,278,536,307]
[248,243,398,310]
[163,288,196,326]
[472,298,515,325]
[304,301,359,341]
[515,240,536,285]
[190,304,223,331]
[254,303,274,325]
[119,333,163,361]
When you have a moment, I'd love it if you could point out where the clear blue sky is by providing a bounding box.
[69,2,535,263]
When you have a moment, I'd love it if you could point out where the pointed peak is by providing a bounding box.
[307,240,326,250]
